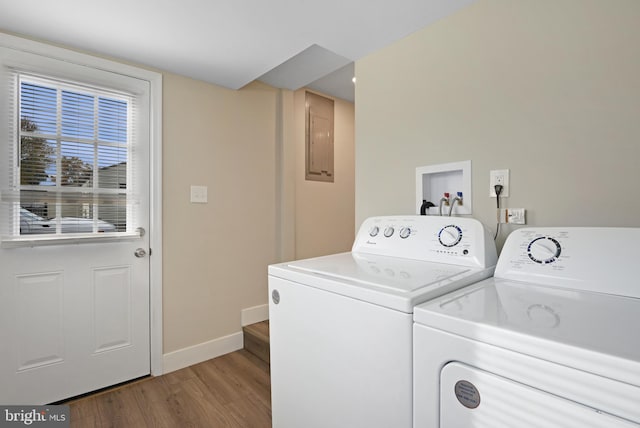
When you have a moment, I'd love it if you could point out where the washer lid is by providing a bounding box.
[414,278,640,384]
[269,252,494,313]
[288,252,470,293]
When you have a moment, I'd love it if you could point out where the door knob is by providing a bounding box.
[134,248,147,258]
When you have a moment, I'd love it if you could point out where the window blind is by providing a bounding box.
[2,71,137,239]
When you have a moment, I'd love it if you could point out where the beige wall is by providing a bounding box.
[163,82,355,353]
[355,0,640,249]
[163,76,280,353]
[293,89,355,259]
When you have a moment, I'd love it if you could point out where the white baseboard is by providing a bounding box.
[162,331,243,374]
[241,304,269,326]
[161,305,269,374]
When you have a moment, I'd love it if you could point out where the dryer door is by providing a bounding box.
[440,362,639,428]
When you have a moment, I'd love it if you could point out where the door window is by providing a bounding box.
[8,74,136,239]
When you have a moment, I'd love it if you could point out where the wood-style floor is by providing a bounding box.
[65,349,271,427]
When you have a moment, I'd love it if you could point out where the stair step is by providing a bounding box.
[243,320,270,364]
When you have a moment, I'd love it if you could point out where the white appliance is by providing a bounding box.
[413,227,640,428]
[268,215,497,428]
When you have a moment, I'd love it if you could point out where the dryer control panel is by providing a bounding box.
[353,216,497,269]
[496,227,640,298]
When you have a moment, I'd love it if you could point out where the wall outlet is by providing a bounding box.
[490,169,509,197]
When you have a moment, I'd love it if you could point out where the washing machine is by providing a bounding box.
[268,215,497,428]
[413,227,640,428]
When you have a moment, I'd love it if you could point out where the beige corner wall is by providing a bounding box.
[162,82,355,355]
[163,76,279,353]
[355,0,640,248]
[293,89,355,259]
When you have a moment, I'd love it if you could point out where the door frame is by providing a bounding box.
[0,33,164,376]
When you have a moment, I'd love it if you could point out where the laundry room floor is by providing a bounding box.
[65,349,271,427]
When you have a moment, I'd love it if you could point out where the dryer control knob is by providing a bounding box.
[399,227,412,239]
[369,226,380,237]
[384,227,395,237]
[527,236,561,264]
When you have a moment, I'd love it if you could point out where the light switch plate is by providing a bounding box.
[190,185,208,203]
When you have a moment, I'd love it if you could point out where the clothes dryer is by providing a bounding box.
[269,215,496,428]
[413,227,640,427]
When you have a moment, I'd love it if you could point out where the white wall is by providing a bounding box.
[355,0,640,248]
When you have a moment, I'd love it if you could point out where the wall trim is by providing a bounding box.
[241,304,269,326]
[162,332,243,374]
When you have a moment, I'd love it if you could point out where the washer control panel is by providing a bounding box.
[353,216,497,269]
[370,225,416,240]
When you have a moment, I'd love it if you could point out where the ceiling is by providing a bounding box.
[0,0,474,103]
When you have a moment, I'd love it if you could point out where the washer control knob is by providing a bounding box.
[384,227,395,237]
[439,225,463,247]
[369,226,380,237]
[528,236,561,264]
[399,227,412,239]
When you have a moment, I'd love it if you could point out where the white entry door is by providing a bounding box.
[0,42,153,404]
[0,238,150,404]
